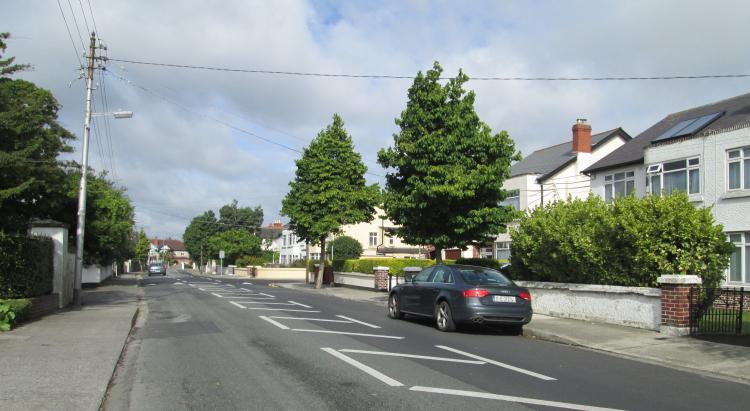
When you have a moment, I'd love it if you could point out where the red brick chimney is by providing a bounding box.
[572,119,592,153]
[272,219,283,229]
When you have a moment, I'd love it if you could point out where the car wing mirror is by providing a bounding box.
[404,274,415,283]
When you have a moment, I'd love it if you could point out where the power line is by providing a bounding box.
[103,70,386,178]
[85,0,99,35]
[76,0,91,35]
[107,57,750,82]
[98,73,119,181]
[65,0,86,51]
[55,0,82,66]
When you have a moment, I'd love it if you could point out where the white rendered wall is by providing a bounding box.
[516,281,661,330]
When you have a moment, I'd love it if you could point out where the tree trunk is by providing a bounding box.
[315,237,326,289]
[435,246,443,264]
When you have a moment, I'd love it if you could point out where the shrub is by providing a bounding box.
[235,255,265,267]
[0,233,54,298]
[327,258,456,276]
[289,259,308,268]
[0,298,31,331]
[455,257,503,270]
[328,235,363,260]
[510,193,733,288]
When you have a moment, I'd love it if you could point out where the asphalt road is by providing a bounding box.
[103,271,750,410]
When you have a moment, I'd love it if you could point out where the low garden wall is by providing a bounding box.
[82,264,113,285]
[333,272,373,289]
[516,281,661,330]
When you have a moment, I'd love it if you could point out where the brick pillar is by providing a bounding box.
[657,274,701,336]
[373,266,389,291]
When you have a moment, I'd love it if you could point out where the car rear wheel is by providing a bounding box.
[388,294,404,319]
[435,301,456,332]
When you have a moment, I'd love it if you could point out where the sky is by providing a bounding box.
[3,0,750,239]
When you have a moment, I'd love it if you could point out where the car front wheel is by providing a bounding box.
[435,301,456,332]
[388,294,404,319]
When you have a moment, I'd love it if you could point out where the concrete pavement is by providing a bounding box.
[277,281,750,385]
[0,274,142,411]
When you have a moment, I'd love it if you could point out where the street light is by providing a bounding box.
[73,109,132,306]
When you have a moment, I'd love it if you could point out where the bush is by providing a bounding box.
[236,255,266,267]
[321,258,456,276]
[329,235,363,260]
[0,298,31,331]
[289,259,309,268]
[0,233,54,298]
[455,257,503,270]
[510,193,733,288]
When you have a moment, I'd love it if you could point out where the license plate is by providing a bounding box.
[492,295,516,303]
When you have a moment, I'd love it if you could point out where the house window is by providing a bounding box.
[369,232,378,246]
[495,241,511,260]
[604,171,635,202]
[280,255,287,264]
[728,233,750,284]
[727,147,750,190]
[282,234,287,246]
[389,236,394,245]
[500,189,520,210]
[311,253,320,261]
[647,157,700,195]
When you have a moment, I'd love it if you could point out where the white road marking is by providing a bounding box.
[409,387,625,411]
[230,301,247,309]
[225,297,275,300]
[338,350,485,364]
[321,348,403,387]
[174,283,184,286]
[242,282,253,285]
[189,284,196,287]
[211,293,224,298]
[240,288,252,291]
[147,284,157,286]
[259,293,275,297]
[335,315,380,329]
[293,330,404,339]
[288,301,312,308]
[259,316,291,329]
[244,308,320,312]
[435,345,556,381]
[231,301,298,306]
[267,316,351,323]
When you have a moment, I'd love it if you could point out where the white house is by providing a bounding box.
[492,120,632,258]
[278,208,425,264]
[585,92,750,285]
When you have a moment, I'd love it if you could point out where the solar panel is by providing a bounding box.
[652,112,723,143]
[673,112,723,137]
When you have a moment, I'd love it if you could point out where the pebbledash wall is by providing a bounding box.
[515,281,661,330]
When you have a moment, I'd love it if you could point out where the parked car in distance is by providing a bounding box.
[148,262,167,276]
[387,264,532,334]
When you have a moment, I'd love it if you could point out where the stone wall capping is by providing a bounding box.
[515,281,661,297]
[373,266,390,271]
[657,274,702,285]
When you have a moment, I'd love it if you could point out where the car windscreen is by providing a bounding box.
[457,267,513,286]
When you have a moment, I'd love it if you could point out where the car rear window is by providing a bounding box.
[458,267,513,286]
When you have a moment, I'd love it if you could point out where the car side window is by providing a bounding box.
[430,267,452,283]
[414,267,433,282]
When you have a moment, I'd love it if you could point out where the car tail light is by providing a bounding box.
[519,291,532,301]
[463,289,489,298]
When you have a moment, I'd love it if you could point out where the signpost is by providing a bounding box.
[219,250,225,275]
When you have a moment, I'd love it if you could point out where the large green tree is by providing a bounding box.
[328,235,363,260]
[377,62,520,263]
[206,229,262,266]
[0,34,73,232]
[182,210,221,270]
[219,199,263,235]
[282,114,380,288]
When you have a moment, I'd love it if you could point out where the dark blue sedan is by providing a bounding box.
[387,264,532,334]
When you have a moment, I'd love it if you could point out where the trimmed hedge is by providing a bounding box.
[455,258,505,270]
[310,258,456,276]
[0,233,54,299]
[510,193,733,288]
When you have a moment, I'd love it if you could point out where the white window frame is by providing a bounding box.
[495,241,511,260]
[604,171,635,202]
[727,233,750,284]
[646,156,701,195]
[727,147,750,191]
[369,232,378,247]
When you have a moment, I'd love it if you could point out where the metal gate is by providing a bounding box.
[689,286,746,335]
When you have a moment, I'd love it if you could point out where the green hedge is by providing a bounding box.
[309,258,456,276]
[510,193,733,288]
[0,233,54,299]
[454,258,505,270]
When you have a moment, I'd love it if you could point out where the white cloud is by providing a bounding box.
[4,0,750,238]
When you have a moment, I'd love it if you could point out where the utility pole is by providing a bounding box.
[73,32,97,306]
